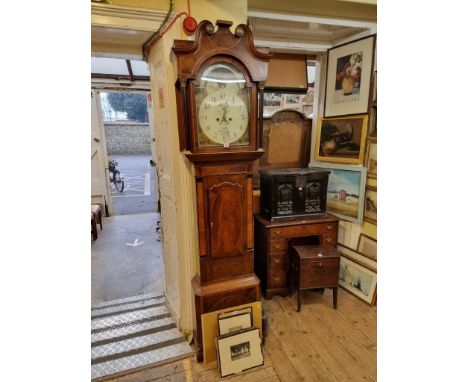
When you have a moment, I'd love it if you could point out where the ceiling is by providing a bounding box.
[91,2,376,59]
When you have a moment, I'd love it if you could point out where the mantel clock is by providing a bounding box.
[172,20,272,361]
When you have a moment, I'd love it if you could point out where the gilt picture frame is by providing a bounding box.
[314,115,368,165]
[324,35,376,117]
[357,234,377,261]
[309,162,367,223]
[364,186,377,224]
[216,328,263,378]
[365,137,377,179]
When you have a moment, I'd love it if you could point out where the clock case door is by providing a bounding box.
[188,56,257,154]
[196,164,254,284]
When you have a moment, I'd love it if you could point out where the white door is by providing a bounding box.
[146,92,160,211]
[91,90,113,215]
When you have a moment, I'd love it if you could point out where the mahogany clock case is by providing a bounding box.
[171,20,272,362]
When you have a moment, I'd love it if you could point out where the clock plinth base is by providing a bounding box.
[192,274,260,362]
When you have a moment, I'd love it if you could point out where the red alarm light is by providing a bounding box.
[183,16,197,35]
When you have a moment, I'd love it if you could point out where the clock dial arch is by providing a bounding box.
[189,55,258,152]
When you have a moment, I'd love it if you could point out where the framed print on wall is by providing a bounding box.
[324,35,376,117]
[309,162,367,224]
[314,115,368,165]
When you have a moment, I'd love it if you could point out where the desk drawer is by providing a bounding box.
[269,253,286,271]
[269,222,337,239]
[268,269,287,288]
[269,239,286,252]
[300,260,339,288]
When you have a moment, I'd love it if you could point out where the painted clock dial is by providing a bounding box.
[195,62,251,147]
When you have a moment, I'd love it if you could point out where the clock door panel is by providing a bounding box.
[206,175,245,258]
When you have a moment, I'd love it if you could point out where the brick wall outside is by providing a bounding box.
[104,122,151,155]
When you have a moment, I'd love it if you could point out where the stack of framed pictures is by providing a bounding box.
[215,307,264,378]
[337,233,377,305]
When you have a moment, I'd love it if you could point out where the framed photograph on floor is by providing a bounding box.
[339,255,377,305]
[364,186,377,224]
[357,234,377,261]
[309,162,367,224]
[216,327,263,377]
[324,35,376,117]
[218,308,252,335]
[314,115,368,165]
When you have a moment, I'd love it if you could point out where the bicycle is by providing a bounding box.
[108,156,124,192]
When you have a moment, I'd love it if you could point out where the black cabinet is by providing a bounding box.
[260,168,329,221]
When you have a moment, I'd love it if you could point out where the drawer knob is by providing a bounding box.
[319,262,322,267]
[274,276,280,282]
[325,238,333,243]
[273,259,281,264]
[274,244,280,249]
[327,225,334,230]
[273,230,281,236]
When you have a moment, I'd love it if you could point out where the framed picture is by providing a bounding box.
[337,244,376,272]
[216,327,263,377]
[339,255,377,305]
[263,92,283,117]
[365,137,377,179]
[324,35,376,117]
[309,162,367,224]
[282,93,302,111]
[218,308,252,335]
[364,186,377,224]
[357,234,377,261]
[314,115,368,165]
[201,302,262,364]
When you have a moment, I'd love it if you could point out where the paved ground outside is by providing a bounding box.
[110,154,158,216]
[91,212,164,304]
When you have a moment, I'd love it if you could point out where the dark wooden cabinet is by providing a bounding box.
[254,213,339,299]
[260,168,330,221]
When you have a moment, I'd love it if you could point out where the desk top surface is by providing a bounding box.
[254,213,339,227]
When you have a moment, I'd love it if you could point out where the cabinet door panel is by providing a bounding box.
[207,176,245,258]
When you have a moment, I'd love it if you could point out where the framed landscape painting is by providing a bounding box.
[314,115,368,165]
[339,255,377,305]
[324,35,376,117]
[309,162,367,223]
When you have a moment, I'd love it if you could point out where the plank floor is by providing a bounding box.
[106,288,376,382]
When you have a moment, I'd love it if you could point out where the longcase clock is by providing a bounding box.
[172,20,272,361]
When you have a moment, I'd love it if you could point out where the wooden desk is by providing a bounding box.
[290,245,340,312]
[253,214,339,299]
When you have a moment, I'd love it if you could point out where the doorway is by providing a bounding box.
[91,88,164,304]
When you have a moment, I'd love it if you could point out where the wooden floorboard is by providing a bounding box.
[109,288,376,382]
